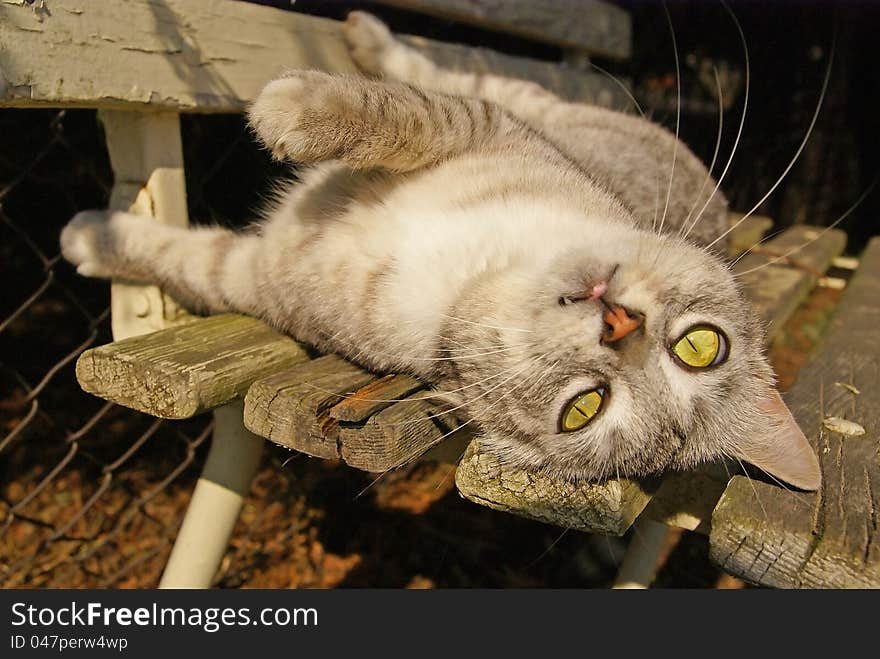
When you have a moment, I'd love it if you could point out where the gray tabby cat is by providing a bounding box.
[60,12,821,489]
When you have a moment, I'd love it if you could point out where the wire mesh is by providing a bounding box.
[0,109,281,588]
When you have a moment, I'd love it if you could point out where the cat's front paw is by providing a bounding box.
[248,71,356,164]
[60,210,119,278]
[248,73,310,161]
[343,11,395,75]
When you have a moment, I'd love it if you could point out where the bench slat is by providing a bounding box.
[735,226,847,333]
[710,236,880,588]
[375,0,632,60]
[455,225,846,535]
[0,0,628,113]
[243,355,376,460]
[339,393,453,471]
[329,374,425,423]
[456,440,659,535]
[75,314,308,418]
[244,359,454,471]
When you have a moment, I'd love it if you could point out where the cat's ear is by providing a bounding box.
[730,390,822,491]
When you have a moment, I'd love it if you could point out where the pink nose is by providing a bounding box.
[586,280,608,300]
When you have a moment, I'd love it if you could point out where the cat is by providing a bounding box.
[60,11,821,490]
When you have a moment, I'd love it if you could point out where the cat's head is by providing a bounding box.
[445,215,821,490]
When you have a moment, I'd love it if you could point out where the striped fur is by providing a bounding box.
[59,13,820,488]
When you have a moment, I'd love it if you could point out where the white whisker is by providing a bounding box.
[707,24,837,251]
[355,351,550,498]
[734,457,769,522]
[688,0,751,238]
[437,313,534,334]
[725,227,786,269]
[681,65,724,239]
[733,174,879,278]
[300,350,542,405]
[656,1,681,238]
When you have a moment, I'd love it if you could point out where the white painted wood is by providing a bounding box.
[160,401,264,589]
[0,0,628,112]
[101,110,189,340]
[612,518,670,589]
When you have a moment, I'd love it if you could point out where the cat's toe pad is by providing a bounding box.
[343,11,394,74]
[60,210,116,277]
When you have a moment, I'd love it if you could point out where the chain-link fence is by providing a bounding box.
[0,108,308,587]
[0,109,217,587]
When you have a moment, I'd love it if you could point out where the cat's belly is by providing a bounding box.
[262,193,609,378]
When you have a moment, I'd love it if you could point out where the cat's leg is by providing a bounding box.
[248,69,521,172]
[61,210,263,315]
[343,12,567,127]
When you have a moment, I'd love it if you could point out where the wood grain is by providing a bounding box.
[376,0,632,59]
[0,0,628,112]
[455,440,659,535]
[328,374,424,423]
[76,314,309,418]
[243,355,375,459]
[339,392,454,472]
[734,225,847,333]
[710,237,880,588]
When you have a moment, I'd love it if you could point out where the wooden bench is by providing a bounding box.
[6,0,876,588]
[710,237,880,588]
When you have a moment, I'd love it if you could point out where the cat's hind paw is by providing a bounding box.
[343,11,395,75]
[60,210,119,278]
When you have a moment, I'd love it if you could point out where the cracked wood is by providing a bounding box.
[710,237,880,588]
[76,314,309,418]
[0,0,628,112]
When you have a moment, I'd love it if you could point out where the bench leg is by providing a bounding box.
[159,401,263,588]
[611,518,670,589]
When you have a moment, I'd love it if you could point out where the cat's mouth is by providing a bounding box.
[599,301,643,343]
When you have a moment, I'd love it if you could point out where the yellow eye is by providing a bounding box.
[672,326,728,369]
[560,388,605,432]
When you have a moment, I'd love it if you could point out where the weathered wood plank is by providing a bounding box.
[0,0,627,112]
[376,0,632,60]
[245,361,451,470]
[726,213,774,259]
[328,374,424,423]
[735,225,847,335]
[454,225,846,535]
[243,355,375,459]
[710,237,880,588]
[640,464,731,533]
[455,440,659,535]
[76,314,309,418]
[339,393,453,472]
